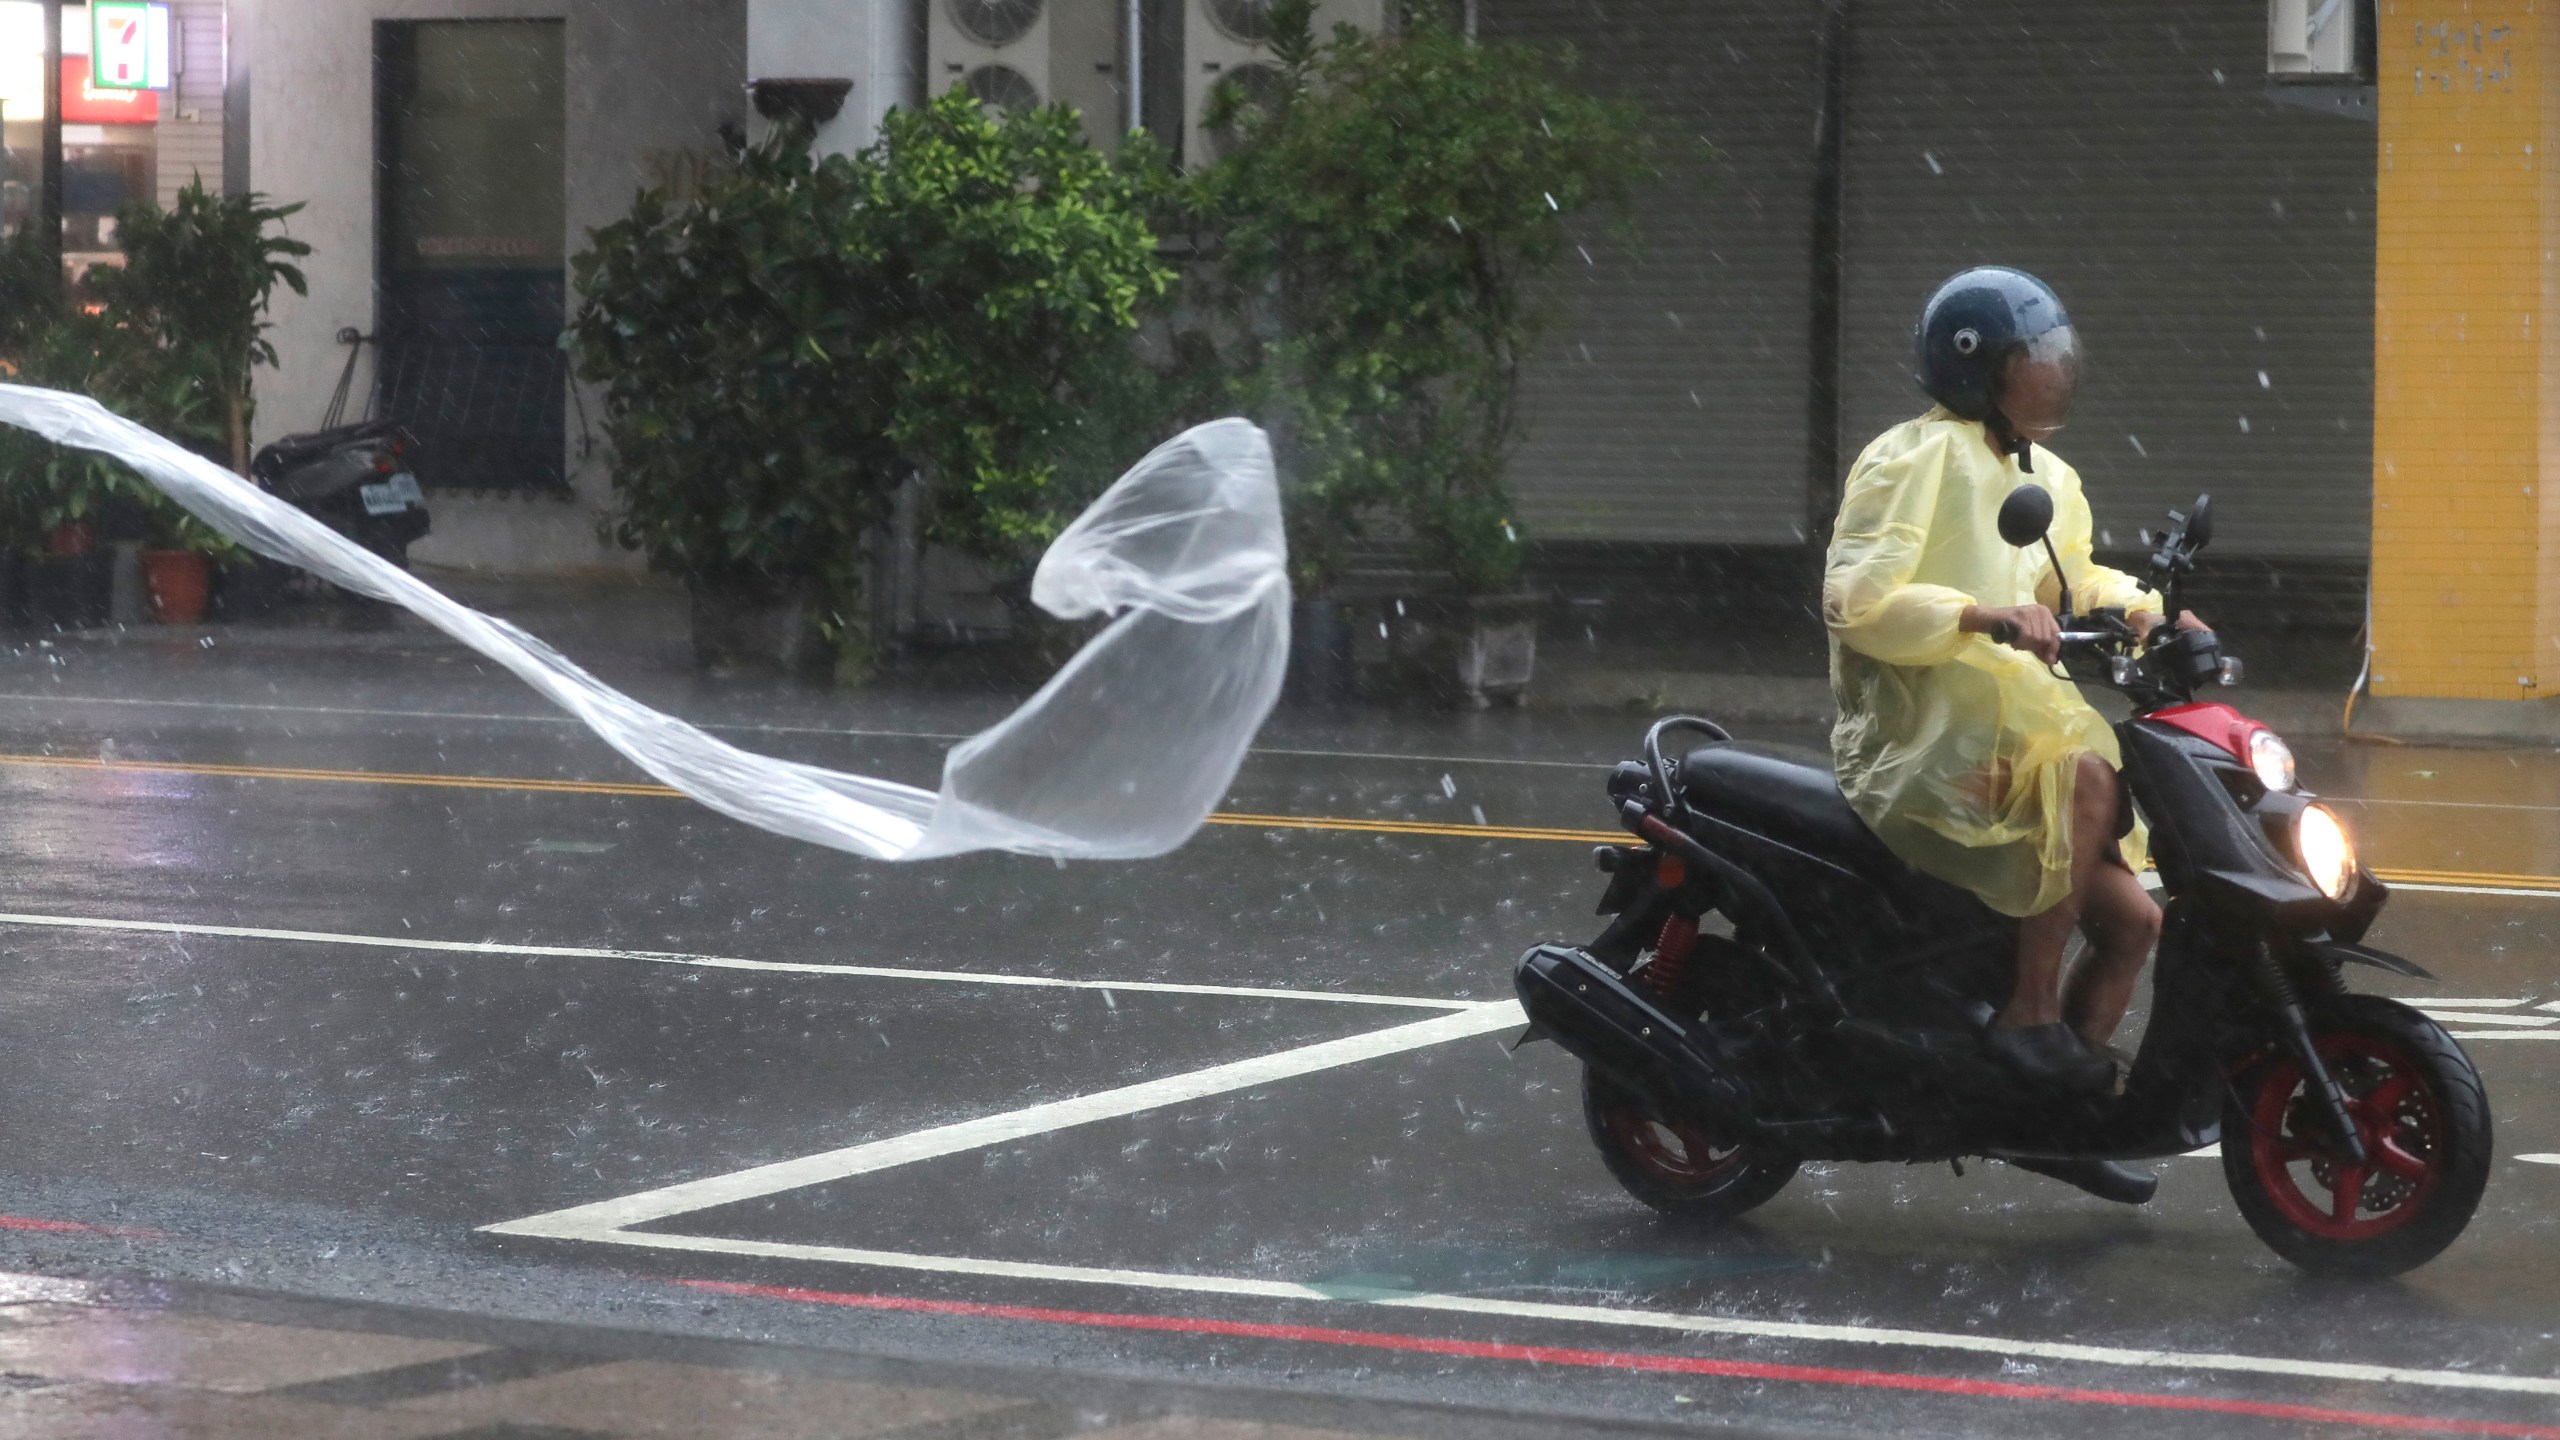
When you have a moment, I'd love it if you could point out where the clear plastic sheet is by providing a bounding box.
[0,385,1291,863]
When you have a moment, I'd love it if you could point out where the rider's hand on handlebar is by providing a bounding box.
[2130,609,2212,641]
[1961,603,2061,664]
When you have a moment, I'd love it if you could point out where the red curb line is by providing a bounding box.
[679,1278,2560,1438]
[0,1214,163,1240]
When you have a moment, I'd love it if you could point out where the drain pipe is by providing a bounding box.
[1126,0,1144,135]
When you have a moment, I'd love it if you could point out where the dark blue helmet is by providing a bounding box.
[1913,266,2078,425]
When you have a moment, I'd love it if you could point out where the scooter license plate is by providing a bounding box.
[359,473,425,517]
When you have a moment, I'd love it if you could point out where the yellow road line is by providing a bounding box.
[4,750,2556,890]
[0,752,679,799]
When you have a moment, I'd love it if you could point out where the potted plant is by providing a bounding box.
[1200,2,1655,705]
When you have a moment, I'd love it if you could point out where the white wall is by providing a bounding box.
[245,0,754,575]
[748,0,917,156]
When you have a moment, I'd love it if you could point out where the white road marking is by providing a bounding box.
[2448,1030,2560,1040]
[2413,997,2533,1008]
[2518,1154,2560,1165]
[482,980,2560,1404]
[484,1001,1526,1236]
[0,911,1468,1012]
[25,903,2557,1398]
[486,1218,2560,1400]
[2417,1011,2556,1028]
[2392,882,2560,900]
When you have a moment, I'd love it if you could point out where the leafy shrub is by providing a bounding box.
[855,94,1179,567]
[570,91,1180,642]
[569,139,892,625]
[1201,2,1655,594]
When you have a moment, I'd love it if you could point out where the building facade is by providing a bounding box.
[1,0,232,274]
[221,4,2413,628]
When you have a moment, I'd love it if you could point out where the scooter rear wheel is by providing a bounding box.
[1582,1069,1797,1223]
[2220,993,2489,1277]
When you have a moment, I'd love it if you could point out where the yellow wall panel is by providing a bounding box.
[2372,0,2556,698]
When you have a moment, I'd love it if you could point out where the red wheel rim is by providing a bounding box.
[1602,1102,1747,1188]
[2247,1031,2446,1241]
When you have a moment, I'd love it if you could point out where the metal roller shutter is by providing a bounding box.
[1837,0,2376,560]
[1482,0,1821,545]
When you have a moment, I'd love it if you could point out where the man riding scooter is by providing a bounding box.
[1825,268,2209,1189]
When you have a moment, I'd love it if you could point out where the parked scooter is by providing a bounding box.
[1514,489,2489,1276]
[248,329,429,570]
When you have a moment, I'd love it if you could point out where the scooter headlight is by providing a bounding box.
[2248,729,2297,793]
[2295,804,2356,901]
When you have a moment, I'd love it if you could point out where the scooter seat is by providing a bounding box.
[1677,742,1906,878]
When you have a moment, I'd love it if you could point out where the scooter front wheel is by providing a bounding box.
[2221,993,2490,1277]
[1581,1069,1797,1224]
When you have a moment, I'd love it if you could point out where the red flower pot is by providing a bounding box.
[142,549,212,624]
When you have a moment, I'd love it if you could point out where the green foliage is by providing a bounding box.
[1200,3,1656,594]
[857,93,1179,565]
[569,139,891,627]
[570,91,1180,639]
[89,181,310,476]
[0,183,303,557]
[0,221,63,357]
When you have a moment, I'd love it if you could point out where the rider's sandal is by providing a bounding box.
[1983,1022,2117,1095]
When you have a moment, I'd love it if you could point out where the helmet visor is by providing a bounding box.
[2000,324,2082,438]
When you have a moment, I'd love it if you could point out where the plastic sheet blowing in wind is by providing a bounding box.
[0,385,1293,863]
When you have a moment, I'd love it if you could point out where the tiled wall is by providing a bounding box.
[153,0,226,206]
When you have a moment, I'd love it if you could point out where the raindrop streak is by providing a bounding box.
[1923,151,1943,175]
[2127,435,2147,456]
[2257,371,2272,389]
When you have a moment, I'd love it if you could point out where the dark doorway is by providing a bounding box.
[375,19,567,492]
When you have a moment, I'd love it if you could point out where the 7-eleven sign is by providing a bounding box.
[90,3,172,92]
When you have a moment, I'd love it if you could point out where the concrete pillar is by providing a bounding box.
[2370,1,2560,706]
[747,0,920,155]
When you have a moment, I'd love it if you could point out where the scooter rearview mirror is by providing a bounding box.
[1996,484,2055,549]
[2185,494,2213,551]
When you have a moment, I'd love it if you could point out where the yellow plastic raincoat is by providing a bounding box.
[1824,407,2163,918]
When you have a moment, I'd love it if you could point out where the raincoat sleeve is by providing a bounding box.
[2044,459,2165,617]
[1824,430,1976,668]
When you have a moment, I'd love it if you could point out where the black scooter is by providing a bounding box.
[1514,488,2489,1276]
[248,329,430,571]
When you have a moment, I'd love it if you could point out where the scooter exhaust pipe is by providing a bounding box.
[1513,943,1761,1134]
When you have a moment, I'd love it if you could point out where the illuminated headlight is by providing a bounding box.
[2248,729,2297,792]
[2295,804,2356,901]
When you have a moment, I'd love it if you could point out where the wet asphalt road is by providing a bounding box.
[0,634,2553,1437]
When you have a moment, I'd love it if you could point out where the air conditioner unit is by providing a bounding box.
[1182,0,1383,168]
[927,0,1124,148]
[2269,0,2357,78]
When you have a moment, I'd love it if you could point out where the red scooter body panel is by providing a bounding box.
[2145,701,2262,762]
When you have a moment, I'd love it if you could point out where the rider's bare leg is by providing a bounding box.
[2065,860,2162,1049]
[1994,752,2121,1031]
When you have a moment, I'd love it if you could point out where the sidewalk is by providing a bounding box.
[0,1269,1643,1440]
[40,566,2552,747]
